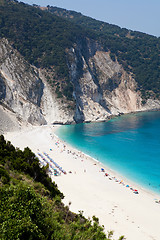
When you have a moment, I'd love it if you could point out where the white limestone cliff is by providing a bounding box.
[0,38,159,130]
[0,38,74,129]
[67,39,160,122]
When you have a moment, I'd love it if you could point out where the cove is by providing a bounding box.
[56,111,160,195]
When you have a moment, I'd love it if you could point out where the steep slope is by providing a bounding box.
[0,105,19,134]
[0,38,46,125]
[67,39,160,122]
[0,1,160,128]
[0,135,109,240]
[1,37,159,128]
[0,38,74,127]
[47,6,160,100]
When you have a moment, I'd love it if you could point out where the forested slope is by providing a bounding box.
[47,6,160,100]
[0,135,124,240]
[0,0,160,101]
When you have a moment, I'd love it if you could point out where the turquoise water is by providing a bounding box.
[56,111,160,195]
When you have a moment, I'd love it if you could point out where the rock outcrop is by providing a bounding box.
[67,39,160,122]
[0,38,159,129]
[0,38,74,127]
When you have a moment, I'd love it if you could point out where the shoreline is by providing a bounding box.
[55,121,160,199]
[60,108,160,126]
[54,128,156,197]
[4,124,160,240]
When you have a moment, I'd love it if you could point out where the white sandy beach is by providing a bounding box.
[4,125,160,240]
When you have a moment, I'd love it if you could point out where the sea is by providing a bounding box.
[56,111,160,195]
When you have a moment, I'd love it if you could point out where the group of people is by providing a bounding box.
[101,168,139,194]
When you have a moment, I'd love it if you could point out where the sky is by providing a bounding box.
[21,0,160,37]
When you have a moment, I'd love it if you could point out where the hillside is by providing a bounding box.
[0,0,160,127]
[1,1,160,99]
[0,2,160,239]
[0,135,125,240]
[46,6,160,100]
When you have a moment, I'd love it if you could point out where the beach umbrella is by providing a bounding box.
[134,191,139,194]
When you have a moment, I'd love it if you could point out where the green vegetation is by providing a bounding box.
[0,0,85,100]
[0,1,83,71]
[0,0,159,101]
[0,135,125,239]
[47,6,160,100]
[0,135,63,198]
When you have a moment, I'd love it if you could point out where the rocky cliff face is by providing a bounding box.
[0,38,74,127]
[67,38,160,122]
[0,38,159,129]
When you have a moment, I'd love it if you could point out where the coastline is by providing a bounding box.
[55,124,160,198]
[55,126,160,198]
[4,124,160,240]
[56,110,160,198]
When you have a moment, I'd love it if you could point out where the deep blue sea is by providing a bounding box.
[56,111,160,195]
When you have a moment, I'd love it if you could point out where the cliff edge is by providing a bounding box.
[0,38,159,131]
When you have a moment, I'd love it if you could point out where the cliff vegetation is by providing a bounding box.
[47,6,160,101]
[0,0,160,101]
